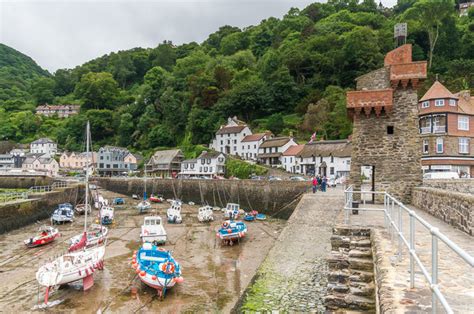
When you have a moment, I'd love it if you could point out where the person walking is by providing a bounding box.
[322,175,327,192]
[312,176,318,193]
[317,175,322,191]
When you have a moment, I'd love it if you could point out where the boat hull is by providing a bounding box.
[24,229,59,248]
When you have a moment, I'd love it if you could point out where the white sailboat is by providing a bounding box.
[137,162,151,213]
[36,121,106,304]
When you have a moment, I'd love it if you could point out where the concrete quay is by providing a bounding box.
[238,188,344,312]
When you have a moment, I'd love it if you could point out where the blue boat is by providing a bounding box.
[51,203,74,224]
[132,243,183,298]
[113,197,125,205]
[244,214,255,222]
[256,213,267,220]
[216,220,247,245]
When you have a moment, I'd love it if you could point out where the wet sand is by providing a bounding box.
[0,189,285,313]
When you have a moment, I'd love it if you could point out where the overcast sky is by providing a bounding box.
[0,0,397,73]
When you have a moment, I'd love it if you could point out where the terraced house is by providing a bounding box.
[97,146,139,176]
[418,81,474,177]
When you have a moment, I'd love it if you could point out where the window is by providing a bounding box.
[433,115,446,133]
[331,156,334,163]
[185,164,188,169]
[320,156,323,162]
[248,145,250,149]
[330,167,334,175]
[210,167,213,172]
[199,167,202,172]
[220,140,223,145]
[435,99,444,106]
[436,138,444,153]
[421,101,429,108]
[458,116,469,131]
[459,138,469,154]
[201,159,205,165]
[449,99,456,106]
[234,140,237,144]
[204,167,208,172]
[423,139,429,154]
[387,126,394,135]
[254,145,256,149]
[312,156,315,162]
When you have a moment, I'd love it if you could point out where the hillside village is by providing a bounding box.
[0,78,472,179]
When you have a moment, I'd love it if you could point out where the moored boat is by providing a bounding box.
[24,225,60,248]
[167,200,182,224]
[149,194,164,203]
[140,216,167,245]
[216,220,247,245]
[51,203,74,224]
[224,203,240,220]
[75,203,92,215]
[197,205,214,222]
[69,224,108,250]
[131,243,183,298]
[100,206,114,225]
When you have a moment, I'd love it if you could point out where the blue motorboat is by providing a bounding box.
[51,203,74,224]
[132,243,183,298]
[244,213,255,221]
[256,213,267,221]
[216,220,247,245]
[113,197,125,205]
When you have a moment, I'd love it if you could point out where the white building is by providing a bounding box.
[281,145,305,173]
[258,137,298,166]
[240,132,273,161]
[0,154,14,169]
[22,155,59,177]
[210,116,252,156]
[30,138,57,156]
[295,140,352,178]
[180,151,226,178]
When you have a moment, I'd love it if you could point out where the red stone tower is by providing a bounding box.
[346,44,427,202]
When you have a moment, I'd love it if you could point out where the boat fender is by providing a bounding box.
[140,271,146,277]
[174,276,184,283]
[227,228,232,234]
[151,275,157,280]
[135,268,141,274]
[158,248,165,252]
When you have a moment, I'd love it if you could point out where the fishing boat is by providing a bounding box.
[94,194,108,210]
[216,220,247,245]
[224,203,240,220]
[51,203,74,224]
[167,200,182,224]
[137,164,151,213]
[100,206,115,225]
[69,224,108,249]
[149,194,164,203]
[131,242,183,297]
[36,121,106,304]
[140,216,167,245]
[24,225,60,248]
[197,205,214,222]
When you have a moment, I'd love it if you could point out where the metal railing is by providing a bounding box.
[28,181,70,194]
[344,186,474,314]
[0,191,28,203]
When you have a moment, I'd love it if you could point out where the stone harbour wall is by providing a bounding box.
[96,178,309,219]
[422,179,474,194]
[0,185,82,234]
[324,225,376,312]
[412,187,473,236]
[0,175,53,189]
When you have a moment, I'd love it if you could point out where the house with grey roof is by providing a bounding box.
[146,149,184,178]
[21,154,59,177]
[180,151,226,178]
[30,138,57,156]
[97,146,134,176]
[258,137,297,166]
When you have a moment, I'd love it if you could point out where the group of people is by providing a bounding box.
[311,175,328,193]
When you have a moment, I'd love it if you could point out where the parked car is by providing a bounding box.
[423,171,459,179]
[328,176,337,187]
[250,175,265,180]
[268,176,282,181]
[289,176,306,182]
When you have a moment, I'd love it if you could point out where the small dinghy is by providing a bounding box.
[149,194,164,203]
[141,216,167,245]
[113,197,125,205]
[256,213,266,220]
[132,194,139,200]
[224,203,240,220]
[244,214,255,222]
[69,224,108,250]
[167,200,182,224]
[24,225,60,248]
[100,206,114,225]
[132,243,183,298]
[51,203,74,224]
[217,220,247,245]
[75,203,92,215]
[137,200,151,213]
[198,205,214,222]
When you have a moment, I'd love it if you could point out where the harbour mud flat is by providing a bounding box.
[0,189,285,313]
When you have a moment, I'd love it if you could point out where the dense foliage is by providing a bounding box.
[225,158,268,179]
[1,0,473,156]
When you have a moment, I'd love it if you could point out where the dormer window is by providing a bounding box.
[449,99,456,106]
[421,101,429,108]
[435,99,444,107]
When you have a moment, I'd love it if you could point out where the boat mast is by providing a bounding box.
[84,121,90,233]
[144,161,147,200]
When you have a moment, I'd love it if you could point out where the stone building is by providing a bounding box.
[418,81,474,177]
[146,149,184,178]
[346,44,427,202]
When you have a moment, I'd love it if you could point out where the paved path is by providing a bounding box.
[239,188,344,312]
[348,202,474,313]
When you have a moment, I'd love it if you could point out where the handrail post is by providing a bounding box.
[398,204,402,261]
[409,212,415,289]
[431,229,439,314]
[383,193,388,229]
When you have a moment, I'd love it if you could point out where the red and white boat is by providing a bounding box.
[149,195,164,203]
[24,226,60,248]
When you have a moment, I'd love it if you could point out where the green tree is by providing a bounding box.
[32,77,55,104]
[74,72,120,110]
[266,113,285,135]
[117,113,134,146]
[404,0,455,68]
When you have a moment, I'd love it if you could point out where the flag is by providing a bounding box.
[309,132,316,144]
